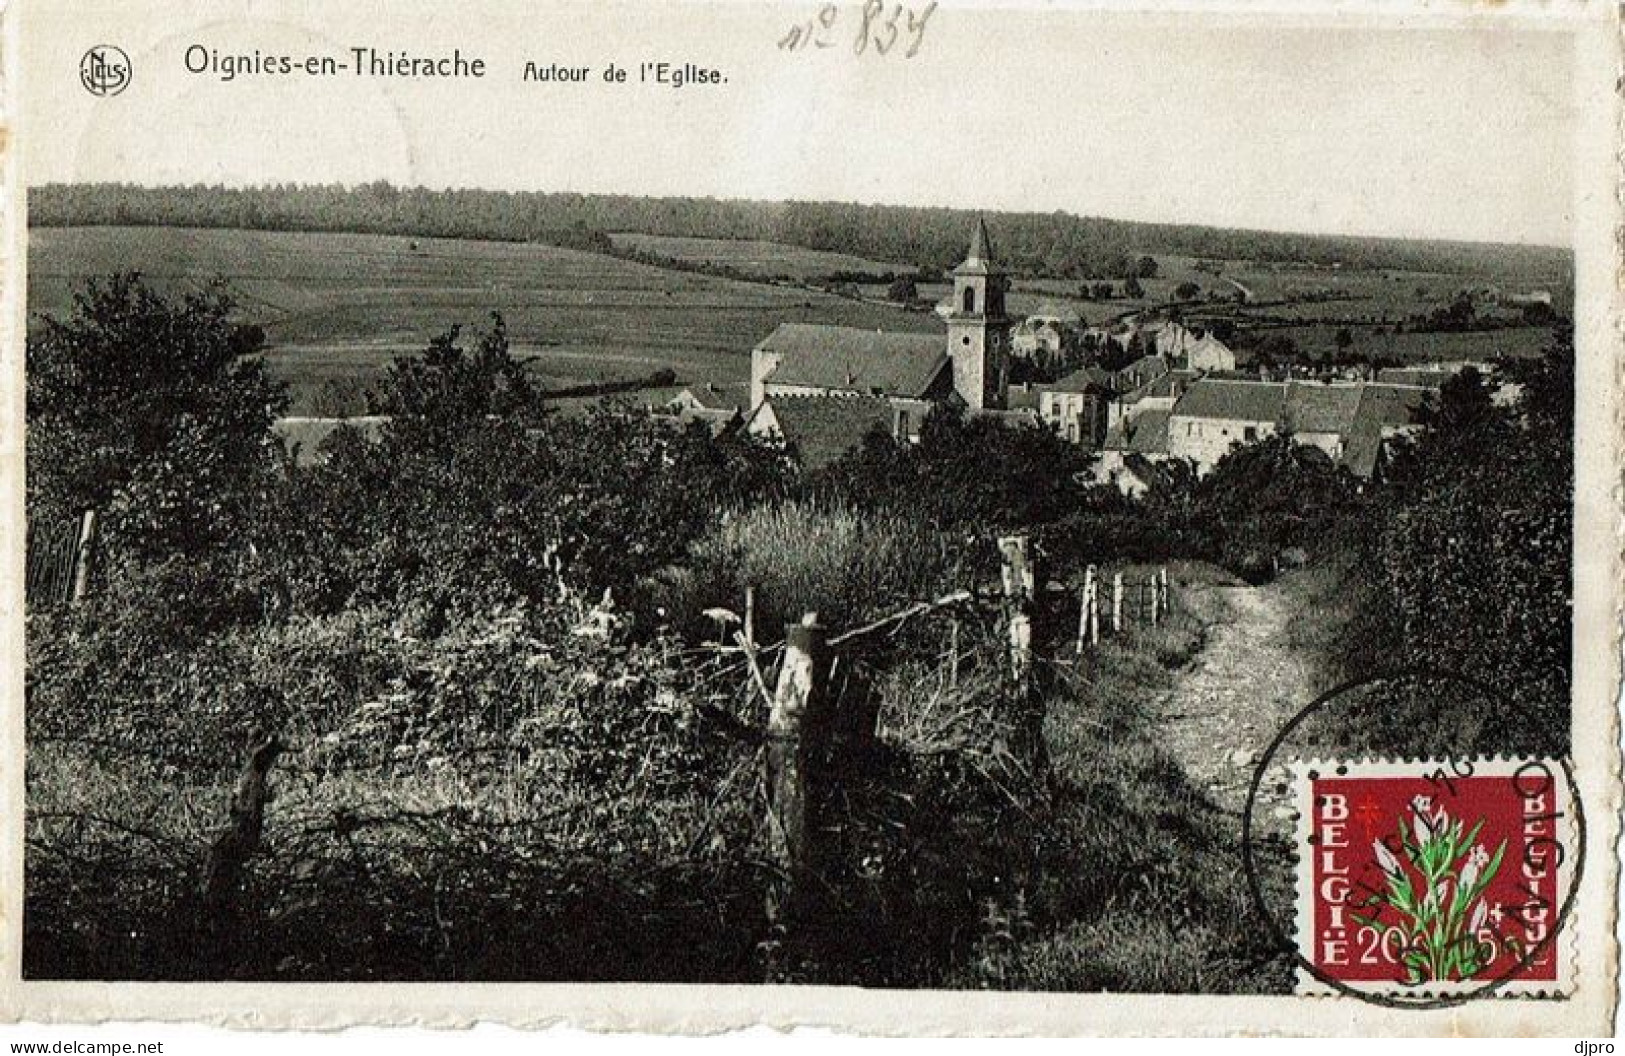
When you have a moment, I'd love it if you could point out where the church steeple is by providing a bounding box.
[946,217,1010,410]
[964,217,994,271]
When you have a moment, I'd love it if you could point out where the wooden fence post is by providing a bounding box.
[70,510,98,607]
[744,584,756,651]
[1088,573,1100,646]
[1149,576,1161,627]
[998,536,1034,683]
[1111,571,1124,635]
[1160,568,1170,620]
[1075,565,1095,654]
[764,615,829,973]
[200,730,284,928]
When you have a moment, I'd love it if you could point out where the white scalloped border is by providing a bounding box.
[1287,756,1579,1000]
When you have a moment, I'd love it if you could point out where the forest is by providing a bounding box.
[31,182,1572,283]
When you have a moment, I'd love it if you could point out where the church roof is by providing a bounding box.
[755,322,948,398]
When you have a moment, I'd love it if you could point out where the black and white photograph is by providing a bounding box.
[3,0,1620,1039]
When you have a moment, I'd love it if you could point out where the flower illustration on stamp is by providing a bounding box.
[1354,796,1508,984]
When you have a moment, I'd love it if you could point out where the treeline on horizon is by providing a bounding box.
[30,181,1572,284]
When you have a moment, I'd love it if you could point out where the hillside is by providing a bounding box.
[28,226,936,414]
[31,183,1573,286]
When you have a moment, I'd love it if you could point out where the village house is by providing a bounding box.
[1153,319,1237,372]
[1036,367,1114,445]
[746,219,1018,465]
[1164,378,1430,475]
[661,382,748,435]
[1091,377,1433,493]
[1012,313,1073,359]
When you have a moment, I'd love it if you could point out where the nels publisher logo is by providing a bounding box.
[79,45,131,96]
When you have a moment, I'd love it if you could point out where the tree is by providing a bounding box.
[887,275,919,304]
[1123,275,1146,299]
[1135,255,1159,279]
[377,312,541,451]
[1355,331,1573,755]
[26,273,286,555]
[1334,327,1354,352]
[1174,281,1201,301]
[1197,432,1362,580]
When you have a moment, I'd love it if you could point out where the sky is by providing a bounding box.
[21,0,1582,246]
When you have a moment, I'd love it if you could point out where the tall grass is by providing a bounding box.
[949,587,1296,993]
[648,499,959,640]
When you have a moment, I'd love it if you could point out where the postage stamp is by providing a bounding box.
[1294,759,1578,1001]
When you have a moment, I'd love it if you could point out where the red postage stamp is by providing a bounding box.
[1294,758,1576,998]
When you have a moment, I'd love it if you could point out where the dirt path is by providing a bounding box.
[1150,581,1316,821]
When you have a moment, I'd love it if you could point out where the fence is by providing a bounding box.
[1073,563,1171,652]
[25,510,98,609]
[755,539,1173,977]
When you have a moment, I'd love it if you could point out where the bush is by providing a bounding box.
[26,593,771,980]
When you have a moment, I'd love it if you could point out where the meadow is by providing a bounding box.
[608,232,900,280]
[28,227,934,414]
[29,227,1565,415]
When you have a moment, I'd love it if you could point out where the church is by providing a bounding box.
[745,219,1025,468]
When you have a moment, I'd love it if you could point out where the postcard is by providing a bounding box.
[2,0,1619,1037]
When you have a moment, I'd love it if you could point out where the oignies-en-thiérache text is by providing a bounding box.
[183,45,487,81]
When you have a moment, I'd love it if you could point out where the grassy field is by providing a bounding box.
[896,252,1568,330]
[31,227,1566,413]
[608,233,900,280]
[1269,323,1553,363]
[29,227,935,414]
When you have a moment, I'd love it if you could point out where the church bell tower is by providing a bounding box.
[946,217,1011,411]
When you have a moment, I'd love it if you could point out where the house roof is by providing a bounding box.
[1339,421,1386,478]
[1127,368,1197,402]
[976,407,1042,427]
[1111,354,1171,390]
[1188,334,1233,361]
[1171,379,1288,423]
[756,322,948,398]
[1043,366,1115,395]
[1283,383,1364,435]
[1355,383,1431,430]
[1126,409,1172,454]
[758,395,895,470]
[1005,383,1044,410]
[675,406,742,436]
[272,416,390,466]
[673,383,747,411]
[1376,368,1453,389]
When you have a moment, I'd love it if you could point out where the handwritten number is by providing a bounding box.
[904,1,936,58]
[784,2,933,58]
[854,0,881,55]
[873,4,902,55]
